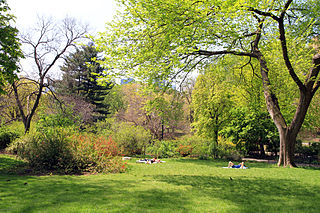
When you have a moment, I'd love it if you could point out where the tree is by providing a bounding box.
[58,44,113,120]
[0,0,23,93]
[192,70,234,156]
[222,107,279,157]
[13,17,87,133]
[115,83,184,140]
[0,78,41,125]
[95,0,320,167]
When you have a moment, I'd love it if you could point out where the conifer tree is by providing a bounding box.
[58,43,113,120]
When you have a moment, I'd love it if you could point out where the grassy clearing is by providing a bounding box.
[1,154,319,213]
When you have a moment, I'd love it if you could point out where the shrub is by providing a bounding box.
[0,131,19,150]
[146,140,179,158]
[36,106,81,131]
[217,136,242,160]
[6,127,75,171]
[112,122,152,156]
[0,122,25,149]
[295,141,320,162]
[70,134,126,173]
[176,144,193,157]
[176,135,211,158]
[6,128,127,174]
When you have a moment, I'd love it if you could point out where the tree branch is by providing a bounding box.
[193,49,256,58]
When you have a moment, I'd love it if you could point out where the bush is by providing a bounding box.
[176,144,193,157]
[0,131,18,150]
[146,140,179,158]
[6,127,127,174]
[70,134,126,173]
[36,106,81,131]
[176,135,210,158]
[217,136,242,160]
[0,122,24,149]
[112,122,152,156]
[295,141,320,160]
[6,127,75,171]
[174,135,242,160]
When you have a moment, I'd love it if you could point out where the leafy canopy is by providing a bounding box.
[95,0,319,85]
[0,0,23,93]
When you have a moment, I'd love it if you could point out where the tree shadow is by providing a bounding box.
[0,155,28,175]
[0,175,190,212]
[148,174,320,212]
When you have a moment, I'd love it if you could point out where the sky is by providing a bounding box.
[7,0,118,33]
[6,0,119,78]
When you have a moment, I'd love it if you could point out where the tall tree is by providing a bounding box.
[58,44,113,120]
[13,17,87,133]
[0,0,23,93]
[95,0,320,167]
[192,70,234,156]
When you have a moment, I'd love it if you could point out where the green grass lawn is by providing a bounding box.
[1,154,319,213]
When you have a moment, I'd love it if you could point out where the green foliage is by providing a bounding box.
[192,70,234,142]
[95,0,320,165]
[95,0,319,84]
[112,122,152,156]
[0,0,23,93]
[0,121,24,149]
[6,127,126,174]
[36,106,81,131]
[175,135,210,158]
[144,91,184,128]
[0,129,18,149]
[58,44,113,120]
[6,127,76,172]
[146,139,179,158]
[216,136,242,161]
[221,107,279,155]
[295,141,320,160]
[103,85,126,116]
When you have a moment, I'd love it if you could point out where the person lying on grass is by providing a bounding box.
[228,161,246,169]
[138,158,162,164]
[147,158,161,164]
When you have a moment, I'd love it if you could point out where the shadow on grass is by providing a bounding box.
[1,155,319,212]
[0,154,28,175]
[0,175,189,212]
[150,174,320,213]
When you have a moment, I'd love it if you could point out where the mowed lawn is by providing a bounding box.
[0,154,319,213]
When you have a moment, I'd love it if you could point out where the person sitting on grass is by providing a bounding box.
[228,161,245,168]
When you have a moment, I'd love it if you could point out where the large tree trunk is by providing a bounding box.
[256,51,316,167]
[277,128,297,167]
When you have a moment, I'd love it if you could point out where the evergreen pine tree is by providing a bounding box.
[58,43,113,120]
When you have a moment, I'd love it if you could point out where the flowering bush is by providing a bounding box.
[6,128,127,174]
[176,144,193,157]
[71,134,126,173]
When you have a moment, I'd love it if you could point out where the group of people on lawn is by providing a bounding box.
[139,157,246,168]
